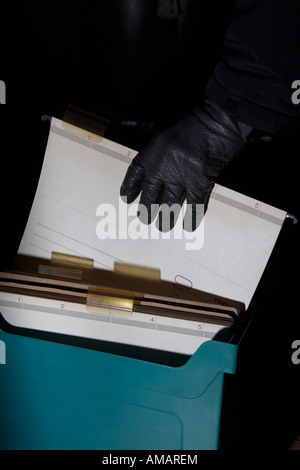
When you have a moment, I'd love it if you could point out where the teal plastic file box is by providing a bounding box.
[0,325,237,450]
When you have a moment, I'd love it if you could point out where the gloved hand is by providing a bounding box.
[120,99,252,231]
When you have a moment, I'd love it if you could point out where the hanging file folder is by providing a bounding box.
[0,108,292,450]
[0,112,287,355]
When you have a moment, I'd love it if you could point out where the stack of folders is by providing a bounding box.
[0,112,287,358]
[0,254,240,357]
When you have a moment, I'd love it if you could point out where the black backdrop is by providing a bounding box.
[0,0,299,449]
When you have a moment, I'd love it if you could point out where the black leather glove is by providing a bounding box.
[120,99,252,231]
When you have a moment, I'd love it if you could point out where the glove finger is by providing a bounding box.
[156,184,185,232]
[183,203,205,232]
[120,156,145,204]
[120,137,160,204]
[137,178,164,225]
[184,185,213,232]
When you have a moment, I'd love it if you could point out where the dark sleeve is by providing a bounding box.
[205,0,300,135]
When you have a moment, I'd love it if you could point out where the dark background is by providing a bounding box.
[1,0,299,449]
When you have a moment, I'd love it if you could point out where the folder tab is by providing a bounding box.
[114,262,161,281]
[51,252,94,270]
[38,264,82,281]
[86,286,135,316]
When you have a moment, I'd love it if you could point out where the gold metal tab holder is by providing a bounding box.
[37,253,148,316]
[86,286,137,316]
